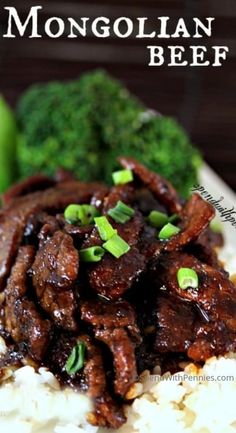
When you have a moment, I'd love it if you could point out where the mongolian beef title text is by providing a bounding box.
[2,6,229,67]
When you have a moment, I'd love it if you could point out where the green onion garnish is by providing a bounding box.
[103,234,130,258]
[112,169,133,185]
[148,210,168,229]
[79,246,105,262]
[94,216,117,241]
[177,268,199,290]
[108,201,135,224]
[168,213,179,224]
[64,204,99,225]
[158,223,180,240]
[65,341,86,375]
[210,219,223,234]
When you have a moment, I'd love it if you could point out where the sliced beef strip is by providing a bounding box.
[90,185,110,212]
[79,334,107,398]
[47,333,106,395]
[83,214,146,300]
[112,212,145,247]
[157,252,236,332]
[31,231,79,330]
[0,221,24,291]
[37,217,61,248]
[205,228,224,249]
[118,156,182,214]
[46,334,84,388]
[3,181,106,214]
[40,289,78,332]
[81,299,138,328]
[136,194,216,263]
[81,299,141,342]
[5,246,52,361]
[95,327,137,398]
[144,194,216,260]
[134,187,167,216]
[154,251,236,362]
[63,223,94,240]
[91,393,126,429]
[102,185,134,213]
[165,194,215,252]
[47,333,125,429]
[188,320,235,362]
[2,175,56,205]
[155,294,196,353]
[81,333,126,428]
[186,229,220,268]
[23,211,47,245]
[88,248,145,300]
[139,224,163,260]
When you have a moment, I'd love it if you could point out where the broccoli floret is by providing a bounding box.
[17,79,101,181]
[17,70,201,197]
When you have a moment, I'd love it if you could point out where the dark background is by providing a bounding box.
[0,0,235,190]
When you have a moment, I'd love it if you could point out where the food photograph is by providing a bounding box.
[0,2,236,433]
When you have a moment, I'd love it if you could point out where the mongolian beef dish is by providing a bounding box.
[0,157,235,429]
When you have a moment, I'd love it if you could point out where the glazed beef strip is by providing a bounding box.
[81,299,138,329]
[118,156,182,214]
[81,299,141,344]
[188,320,235,361]
[154,293,196,353]
[157,252,236,329]
[165,193,215,252]
[79,334,126,429]
[155,252,236,359]
[102,184,134,213]
[31,230,79,330]
[2,174,56,204]
[83,212,146,300]
[95,327,137,398]
[5,246,52,361]
[47,333,126,428]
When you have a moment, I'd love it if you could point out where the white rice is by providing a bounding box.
[0,244,235,433]
[115,354,236,433]
[0,364,97,433]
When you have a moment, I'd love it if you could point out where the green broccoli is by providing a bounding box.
[17,70,201,197]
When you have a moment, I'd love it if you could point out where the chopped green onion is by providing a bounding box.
[108,201,135,224]
[94,216,117,241]
[103,234,130,258]
[112,169,133,185]
[158,223,180,240]
[65,341,86,375]
[177,268,199,290]
[168,213,179,224]
[148,210,168,229]
[79,246,105,262]
[210,219,223,234]
[64,204,99,225]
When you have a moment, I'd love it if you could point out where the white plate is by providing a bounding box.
[200,163,236,274]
